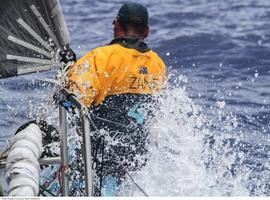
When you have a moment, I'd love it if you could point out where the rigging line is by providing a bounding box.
[93,115,138,129]
[106,143,149,196]
[87,114,98,131]
[95,116,128,128]
[7,35,52,58]
[39,185,56,197]
[39,188,47,197]
[16,18,54,52]
[126,172,148,197]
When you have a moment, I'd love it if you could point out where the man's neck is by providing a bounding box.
[114,31,144,40]
[115,36,144,40]
[110,37,150,53]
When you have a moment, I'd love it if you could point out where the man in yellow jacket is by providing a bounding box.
[67,2,166,196]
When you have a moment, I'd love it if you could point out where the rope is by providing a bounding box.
[95,116,132,128]
[58,164,66,195]
[126,172,148,196]
[39,185,57,196]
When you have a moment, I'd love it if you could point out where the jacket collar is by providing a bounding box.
[110,37,151,53]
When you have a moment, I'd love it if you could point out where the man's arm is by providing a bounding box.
[67,50,100,107]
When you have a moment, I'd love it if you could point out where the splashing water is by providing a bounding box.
[1,71,269,196]
[119,85,211,196]
[118,74,269,196]
[35,72,270,196]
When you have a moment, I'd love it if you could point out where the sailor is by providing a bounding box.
[66,2,166,196]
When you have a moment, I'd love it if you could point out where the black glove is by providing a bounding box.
[59,44,77,64]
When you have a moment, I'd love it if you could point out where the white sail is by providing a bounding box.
[0,0,70,78]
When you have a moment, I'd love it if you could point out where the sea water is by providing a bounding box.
[0,0,270,196]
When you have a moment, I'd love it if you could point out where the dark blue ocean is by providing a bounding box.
[1,0,270,196]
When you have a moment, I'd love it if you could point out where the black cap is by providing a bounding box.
[117,2,149,27]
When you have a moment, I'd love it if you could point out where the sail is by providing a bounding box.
[0,0,71,78]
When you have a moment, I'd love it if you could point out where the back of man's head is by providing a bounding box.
[117,2,148,27]
[115,2,149,38]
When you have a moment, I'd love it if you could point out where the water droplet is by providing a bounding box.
[103,72,109,78]
[216,100,226,109]
[85,81,91,88]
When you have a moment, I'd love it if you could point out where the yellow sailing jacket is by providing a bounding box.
[67,38,166,107]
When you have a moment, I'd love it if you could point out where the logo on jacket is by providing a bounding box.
[139,66,148,74]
